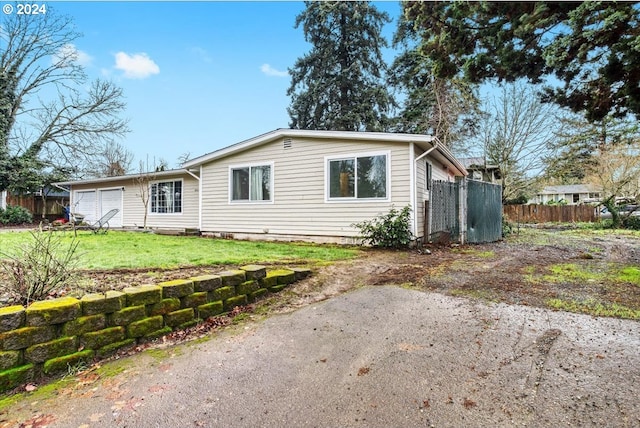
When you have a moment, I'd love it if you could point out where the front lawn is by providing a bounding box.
[0,230,360,269]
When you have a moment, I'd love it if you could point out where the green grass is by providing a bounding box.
[0,231,360,269]
[547,298,640,320]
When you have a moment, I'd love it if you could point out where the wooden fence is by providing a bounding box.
[5,194,68,221]
[503,204,598,223]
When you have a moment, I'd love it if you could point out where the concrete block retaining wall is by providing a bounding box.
[0,265,311,392]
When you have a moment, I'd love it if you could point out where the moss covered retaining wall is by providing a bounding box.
[0,265,311,393]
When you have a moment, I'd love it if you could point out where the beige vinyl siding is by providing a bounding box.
[69,174,199,229]
[200,137,413,238]
[414,148,455,239]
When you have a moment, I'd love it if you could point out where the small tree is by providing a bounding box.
[353,205,413,249]
[0,227,80,305]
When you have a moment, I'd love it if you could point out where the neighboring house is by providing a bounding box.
[530,184,602,205]
[55,169,200,230]
[56,129,468,243]
[458,157,501,183]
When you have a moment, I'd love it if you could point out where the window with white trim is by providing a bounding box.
[151,180,182,213]
[328,153,388,199]
[231,164,272,202]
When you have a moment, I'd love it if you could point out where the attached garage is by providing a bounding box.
[73,190,97,224]
[99,188,123,227]
[72,188,123,228]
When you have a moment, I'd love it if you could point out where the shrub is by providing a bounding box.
[622,215,640,230]
[353,205,413,249]
[0,227,81,305]
[0,205,33,225]
[502,216,513,237]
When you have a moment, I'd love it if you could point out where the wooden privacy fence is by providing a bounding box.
[503,204,598,223]
[5,194,68,221]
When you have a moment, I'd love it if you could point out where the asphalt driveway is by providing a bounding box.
[3,285,640,427]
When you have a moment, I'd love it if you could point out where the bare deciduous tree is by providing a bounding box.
[86,142,134,178]
[0,9,128,192]
[585,141,640,227]
[474,82,561,202]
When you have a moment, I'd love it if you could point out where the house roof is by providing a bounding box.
[182,129,467,176]
[458,157,499,170]
[538,184,601,195]
[54,168,191,186]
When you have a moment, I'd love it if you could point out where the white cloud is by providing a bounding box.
[52,44,93,67]
[114,52,160,79]
[260,63,288,77]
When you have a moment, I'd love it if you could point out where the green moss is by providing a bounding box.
[110,305,146,326]
[268,285,288,293]
[236,280,259,295]
[25,297,81,326]
[248,288,269,303]
[126,316,164,338]
[219,270,246,286]
[0,351,21,371]
[240,265,266,280]
[180,292,208,309]
[42,350,95,375]
[164,308,194,328]
[259,276,278,288]
[617,266,640,285]
[224,295,248,311]
[190,275,222,292]
[197,301,223,319]
[547,298,640,320]
[25,336,78,364]
[0,326,56,350]
[81,291,125,315]
[0,364,35,393]
[209,286,235,301]
[62,314,106,336]
[80,326,126,350]
[148,298,181,316]
[141,326,172,341]
[159,279,194,299]
[267,269,296,285]
[123,285,162,306]
[0,306,25,333]
[96,338,135,359]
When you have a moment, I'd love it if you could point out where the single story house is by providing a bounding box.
[530,184,602,205]
[56,129,467,243]
[55,169,200,230]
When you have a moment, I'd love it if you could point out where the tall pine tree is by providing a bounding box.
[388,12,480,153]
[287,1,394,131]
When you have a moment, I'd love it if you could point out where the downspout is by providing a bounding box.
[198,166,203,231]
[413,141,439,240]
[409,143,416,238]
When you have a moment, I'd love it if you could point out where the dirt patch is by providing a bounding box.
[2,227,639,318]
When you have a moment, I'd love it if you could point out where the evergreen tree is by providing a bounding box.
[287,1,394,131]
[388,12,480,153]
[404,1,640,122]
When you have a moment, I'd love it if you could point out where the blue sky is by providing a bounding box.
[43,1,403,169]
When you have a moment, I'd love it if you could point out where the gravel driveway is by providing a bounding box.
[3,285,639,428]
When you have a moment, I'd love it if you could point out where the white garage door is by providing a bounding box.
[74,191,96,224]
[99,189,123,228]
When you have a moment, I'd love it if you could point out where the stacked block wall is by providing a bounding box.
[0,265,311,392]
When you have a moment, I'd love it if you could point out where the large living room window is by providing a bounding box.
[230,164,272,202]
[327,152,389,200]
[151,180,182,213]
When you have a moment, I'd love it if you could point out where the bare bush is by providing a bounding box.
[0,227,81,306]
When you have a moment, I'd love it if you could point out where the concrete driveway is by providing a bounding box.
[3,286,640,427]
